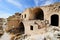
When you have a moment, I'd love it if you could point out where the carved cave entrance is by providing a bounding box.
[51,14,59,26]
[35,11,44,20]
[34,8,44,20]
[19,22,25,34]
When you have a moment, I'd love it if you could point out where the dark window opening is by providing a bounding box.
[25,14,26,18]
[30,25,33,30]
[51,14,59,26]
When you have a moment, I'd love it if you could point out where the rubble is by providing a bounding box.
[23,26,60,40]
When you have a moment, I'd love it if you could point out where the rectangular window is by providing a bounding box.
[25,14,26,18]
[30,25,33,30]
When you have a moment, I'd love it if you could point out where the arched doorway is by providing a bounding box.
[19,22,25,34]
[30,8,44,20]
[35,10,44,20]
[51,14,59,26]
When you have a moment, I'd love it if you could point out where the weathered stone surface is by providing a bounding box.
[6,12,22,34]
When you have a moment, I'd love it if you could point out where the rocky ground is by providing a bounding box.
[24,26,60,40]
[13,26,60,40]
[0,26,60,40]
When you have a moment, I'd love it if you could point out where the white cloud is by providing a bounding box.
[43,0,53,6]
[6,0,22,9]
[34,0,54,6]
[0,11,12,18]
[34,0,43,6]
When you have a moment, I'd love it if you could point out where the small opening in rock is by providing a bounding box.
[30,25,33,30]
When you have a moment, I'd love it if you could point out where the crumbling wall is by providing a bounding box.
[6,13,22,34]
[23,20,48,35]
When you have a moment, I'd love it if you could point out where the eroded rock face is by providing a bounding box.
[6,13,22,34]
[0,18,4,37]
[0,26,4,37]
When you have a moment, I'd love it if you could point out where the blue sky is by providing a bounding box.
[0,0,60,18]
